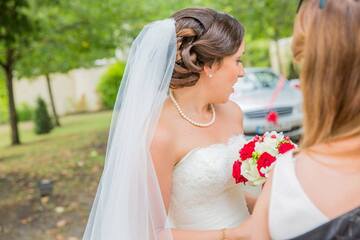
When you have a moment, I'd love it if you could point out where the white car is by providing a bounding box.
[230,68,303,140]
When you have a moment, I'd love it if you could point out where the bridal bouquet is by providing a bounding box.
[232,131,297,186]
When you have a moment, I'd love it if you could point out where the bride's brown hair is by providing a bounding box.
[170,8,244,89]
[293,0,360,148]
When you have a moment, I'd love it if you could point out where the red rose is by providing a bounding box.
[278,142,295,154]
[266,111,278,124]
[232,160,248,184]
[239,141,256,160]
[253,135,260,142]
[257,152,276,177]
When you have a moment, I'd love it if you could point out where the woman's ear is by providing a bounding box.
[203,62,219,78]
[203,64,212,76]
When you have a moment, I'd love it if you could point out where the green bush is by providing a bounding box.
[97,61,126,109]
[17,102,34,122]
[33,97,53,134]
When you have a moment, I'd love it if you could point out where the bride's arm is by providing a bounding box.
[151,125,176,211]
[249,176,272,240]
[171,226,251,240]
[230,175,273,240]
[151,127,251,240]
[171,217,253,239]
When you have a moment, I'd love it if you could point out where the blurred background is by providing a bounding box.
[0,0,300,239]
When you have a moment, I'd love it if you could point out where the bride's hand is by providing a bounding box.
[225,218,252,240]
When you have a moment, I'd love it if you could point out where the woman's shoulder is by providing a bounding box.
[215,100,244,131]
[220,100,243,117]
[151,100,178,160]
[152,99,196,163]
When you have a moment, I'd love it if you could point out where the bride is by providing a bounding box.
[83,8,253,240]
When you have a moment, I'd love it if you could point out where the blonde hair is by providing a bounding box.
[292,0,360,149]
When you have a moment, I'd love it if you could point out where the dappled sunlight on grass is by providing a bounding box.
[0,111,112,240]
[0,111,112,148]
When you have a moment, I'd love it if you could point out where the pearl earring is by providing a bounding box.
[208,74,213,78]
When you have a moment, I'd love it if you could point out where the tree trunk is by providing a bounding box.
[45,74,60,127]
[3,60,20,145]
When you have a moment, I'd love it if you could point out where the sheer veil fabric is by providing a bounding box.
[82,19,176,240]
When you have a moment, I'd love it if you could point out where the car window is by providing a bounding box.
[254,71,278,88]
[235,71,279,92]
[235,74,260,91]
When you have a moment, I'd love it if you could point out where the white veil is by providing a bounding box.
[82,19,176,240]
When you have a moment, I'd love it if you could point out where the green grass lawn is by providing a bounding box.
[0,111,112,240]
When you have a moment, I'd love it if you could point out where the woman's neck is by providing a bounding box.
[171,83,212,116]
[303,135,360,171]
[309,135,360,157]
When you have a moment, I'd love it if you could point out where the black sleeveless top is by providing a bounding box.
[291,206,360,240]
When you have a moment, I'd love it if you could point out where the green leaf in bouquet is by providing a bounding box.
[252,151,260,161]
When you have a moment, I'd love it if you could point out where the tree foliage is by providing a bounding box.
[97,61,125,109]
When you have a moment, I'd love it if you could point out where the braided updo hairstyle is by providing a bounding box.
[171,8,245,89]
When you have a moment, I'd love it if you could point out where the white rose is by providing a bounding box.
[255,141,278,156]
[241,159,266,186]
[259,162,276,178]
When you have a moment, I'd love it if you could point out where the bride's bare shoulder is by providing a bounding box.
[226,100,243,117]
[216,100,244,131]
[151,99,178,163]
[156,99,178,133]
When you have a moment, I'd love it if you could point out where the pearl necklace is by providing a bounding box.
[169,90,216,127]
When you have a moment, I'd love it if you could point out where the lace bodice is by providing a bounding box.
[167,135,250,230]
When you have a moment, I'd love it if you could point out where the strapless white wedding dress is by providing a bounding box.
[167,135,250,230]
